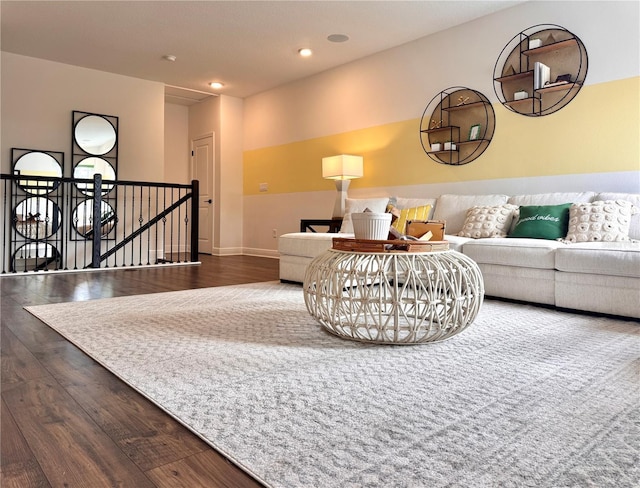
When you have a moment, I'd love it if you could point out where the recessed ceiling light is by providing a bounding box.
[298,48,313,57]
[209,82,224,89]
[162,54,177,62]
[327,34,349,43]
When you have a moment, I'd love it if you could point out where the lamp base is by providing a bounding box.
[331,180,350,219]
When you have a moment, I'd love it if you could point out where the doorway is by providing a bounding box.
[191,134,215,254]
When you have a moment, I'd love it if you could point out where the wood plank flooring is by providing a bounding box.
[1,255,279,488]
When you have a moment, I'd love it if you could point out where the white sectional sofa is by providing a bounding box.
[278,192,640,319]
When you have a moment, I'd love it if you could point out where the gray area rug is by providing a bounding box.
[26,282,639,488]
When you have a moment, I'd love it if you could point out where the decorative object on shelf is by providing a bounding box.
[468,124,481,141]
[444,141,457,151]
[533,61,551,89]
[493,24,588,117]
[419,86,495,165]
[514,90,529,100]
[322,154,363,219]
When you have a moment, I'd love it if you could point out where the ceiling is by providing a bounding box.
[1,1,524,104]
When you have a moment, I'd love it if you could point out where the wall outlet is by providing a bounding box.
[259,182,268,192]
[272,229,277,238]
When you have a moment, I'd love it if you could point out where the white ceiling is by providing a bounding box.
[1,1,524,103]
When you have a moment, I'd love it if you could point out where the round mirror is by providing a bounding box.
[72,200,116,238]
[13,151,62,195]
[73,157,116,195]
[12,242,62,272]
[14,197,62,240]
[74,115,117,155]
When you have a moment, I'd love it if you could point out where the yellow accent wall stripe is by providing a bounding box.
[244,77,639,195]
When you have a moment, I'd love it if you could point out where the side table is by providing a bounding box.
[303,248,484,344]
[300,218,342,233]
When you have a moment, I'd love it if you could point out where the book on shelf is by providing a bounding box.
[534,62,550,90]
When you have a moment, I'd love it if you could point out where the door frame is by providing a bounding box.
[190,132,215,254]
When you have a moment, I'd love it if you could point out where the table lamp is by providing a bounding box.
[322,155,363,219]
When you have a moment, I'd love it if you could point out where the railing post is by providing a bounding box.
[91,174,102,268]
[190,179,199,262]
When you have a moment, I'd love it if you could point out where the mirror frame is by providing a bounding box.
[71,200,116,238]
[73,156,117,196]
[73,114,117,156]
[12,242,62,273]
[11,148,64,195]
[13,197,62,240]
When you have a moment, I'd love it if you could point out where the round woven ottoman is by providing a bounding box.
[303,249,484,344]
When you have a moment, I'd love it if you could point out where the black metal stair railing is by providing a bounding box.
[0,173,200,274]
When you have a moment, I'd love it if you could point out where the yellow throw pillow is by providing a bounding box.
[390,204,433,234]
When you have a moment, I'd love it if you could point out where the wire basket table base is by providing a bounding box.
[303,249,484,344]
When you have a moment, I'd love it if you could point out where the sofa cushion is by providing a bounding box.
[279,232,353,258]
[458,204,518,238]
[340,197,389,233]
[593,192,640,240]
[564,200,638,243]
[462,237,565,269]
[389,196,437,213]
[509,203,572,240]
[555,241,640,278]
[507,192,596,206]
[432,194,509,234]
[443,234,473,252]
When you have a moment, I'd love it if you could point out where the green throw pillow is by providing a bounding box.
[509,203,572,240]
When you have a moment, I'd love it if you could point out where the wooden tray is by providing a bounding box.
[332,237,449,253]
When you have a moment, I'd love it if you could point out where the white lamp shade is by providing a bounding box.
[322,155,363,180]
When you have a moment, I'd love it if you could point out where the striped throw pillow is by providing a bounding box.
[390,204,433,234]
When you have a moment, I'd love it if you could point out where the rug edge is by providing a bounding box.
[23,305,276,488]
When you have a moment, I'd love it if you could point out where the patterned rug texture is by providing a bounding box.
[26,282,639,488]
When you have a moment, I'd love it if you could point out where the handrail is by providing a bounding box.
[0,173,199,274]
[88,190,194,267]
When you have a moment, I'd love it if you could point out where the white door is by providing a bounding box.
[191,134,215,254]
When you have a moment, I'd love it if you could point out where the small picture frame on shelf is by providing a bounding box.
[468,124,481,141]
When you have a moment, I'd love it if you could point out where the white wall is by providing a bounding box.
[242,1,640,256]
[188,94,245,254]
[164,103,190,183]
[1,53,165,180]
[218,95,244,254]
[244,1,638,150]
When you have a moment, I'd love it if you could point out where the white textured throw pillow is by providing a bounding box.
[564,200,638,243]
[340,197,389,233]
[458,204,518,238]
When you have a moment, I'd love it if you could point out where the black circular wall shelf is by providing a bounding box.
[419,86,495,165]
[493,24,588,117]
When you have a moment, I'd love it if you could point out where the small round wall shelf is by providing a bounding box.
[493,24,588,117]
[419,86,495,165]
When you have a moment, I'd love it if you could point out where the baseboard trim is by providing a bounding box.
[242,247,279,259]
[211,247,243,256]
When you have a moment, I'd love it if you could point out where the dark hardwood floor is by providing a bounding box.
[1,255,280,488]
